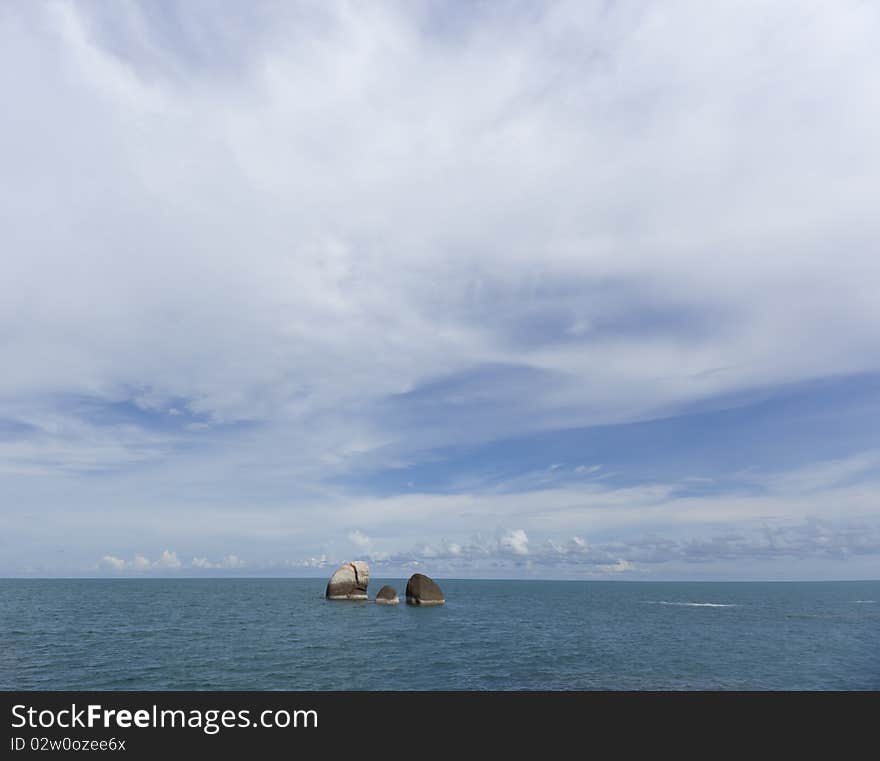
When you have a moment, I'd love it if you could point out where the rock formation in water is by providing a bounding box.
[375,585,400,605]
[325,561,370,600]
[405,573,445,605]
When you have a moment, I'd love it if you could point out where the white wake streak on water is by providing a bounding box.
[648,601,737,608]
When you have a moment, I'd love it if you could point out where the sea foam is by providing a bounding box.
[651,601,737,607]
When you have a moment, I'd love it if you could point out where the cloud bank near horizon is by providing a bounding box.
[1,1,879,578]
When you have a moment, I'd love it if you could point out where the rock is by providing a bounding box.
[375,585,399,605]
[325,561,370,600]
[405,573,445,605]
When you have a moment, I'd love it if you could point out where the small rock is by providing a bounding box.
[405,573,445,605]
[375,585,399,605]
[325,560,370,600]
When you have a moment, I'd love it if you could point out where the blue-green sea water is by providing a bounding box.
[1,579,878,690]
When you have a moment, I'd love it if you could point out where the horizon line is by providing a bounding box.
[2,576,878,583]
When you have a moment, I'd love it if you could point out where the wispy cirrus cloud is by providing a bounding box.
[3,1,879,454]
[1,2,879,578]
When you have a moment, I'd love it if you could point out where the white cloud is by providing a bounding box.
[97,550,182,573]
[348,530,371,549]
[1,3,880,578]
[192,554,245,570]
[500,529,530,556]
[100,555,125,571]
[757,450,880,495]
[0,1,877,470]
[285,555,328,569]
[356,517,880,578]
[49,453,879,577]
[154,550,181,569]
[596,559,637,574]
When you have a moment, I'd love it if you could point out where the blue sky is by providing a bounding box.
[1,1,879,579]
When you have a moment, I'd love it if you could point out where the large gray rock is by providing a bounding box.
[375,585,399,605]
[325,561,370,600]
[405,573,445,605]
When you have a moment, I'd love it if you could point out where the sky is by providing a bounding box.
[1,0,879,580]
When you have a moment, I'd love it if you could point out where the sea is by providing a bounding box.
[1,579,878,690]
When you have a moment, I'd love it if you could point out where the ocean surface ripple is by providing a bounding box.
[1,579,878,690]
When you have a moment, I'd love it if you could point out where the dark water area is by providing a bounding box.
[2,579,878,690]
